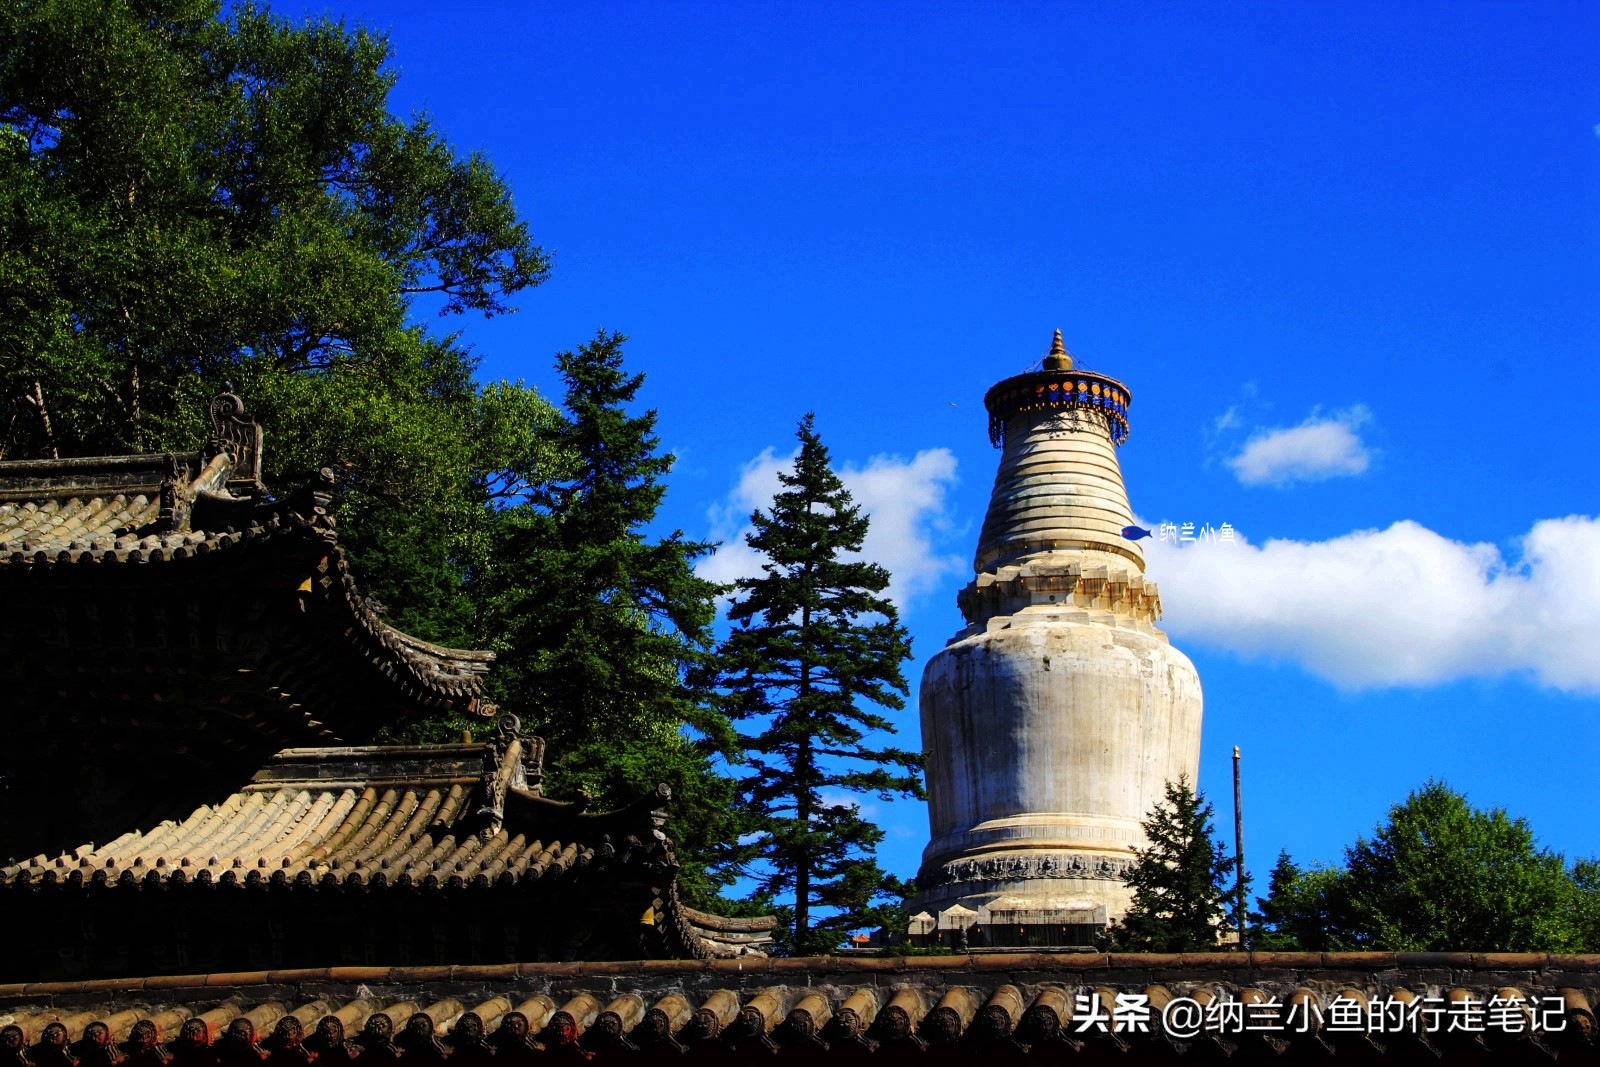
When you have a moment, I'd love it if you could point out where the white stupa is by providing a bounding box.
[911,331,1203,946]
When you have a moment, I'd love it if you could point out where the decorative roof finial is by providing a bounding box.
[206,384,265,496]
[1044,328,1073,371]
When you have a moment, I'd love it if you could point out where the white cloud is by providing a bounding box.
[1143,515,1600,694]
[818,788,880,820]
[699,447,789,591]
[1227,406,1374,486]
[699,446,964,611]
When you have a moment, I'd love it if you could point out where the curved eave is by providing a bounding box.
[0,496,494,724]
[0,744,766,975]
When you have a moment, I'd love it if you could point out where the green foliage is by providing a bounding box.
[0,1,755,906]
[1339,780,1581,951]
[752,864,917,959]
[252,346,566,650]
[708,414,923,955]
[1571,858,1600,951]
[1105,776,1239,952]
[0,0,557,650]
[0,0,550,455]
[478,331,742,906]
[1249,850,1343,951]
[1256,782,1595,952]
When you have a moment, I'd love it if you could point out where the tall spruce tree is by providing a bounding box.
[479,330,740,905]
[711,415,923,954]
[1106,776,1240,951]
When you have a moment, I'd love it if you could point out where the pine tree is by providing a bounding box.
[710,415,923,955]
[1106,776,1239,951]
[479,330,740,904]
[1250,850,1342,951]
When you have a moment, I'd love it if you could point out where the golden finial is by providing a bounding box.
[1044,328,1073,370]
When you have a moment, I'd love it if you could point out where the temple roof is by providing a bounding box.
[0,391,777,982]
[0,392,495,861]
[0,719,774,980]
[0,445,493,714]
[0,953,1592,1064]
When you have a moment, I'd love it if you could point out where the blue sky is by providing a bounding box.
[300,2,1599,887]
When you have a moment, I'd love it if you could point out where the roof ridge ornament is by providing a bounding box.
[206,384,265,497]
[477,713,540,835]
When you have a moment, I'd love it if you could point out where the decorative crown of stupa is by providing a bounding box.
[982,330,1132,447]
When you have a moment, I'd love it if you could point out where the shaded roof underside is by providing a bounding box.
[0,425,494,861]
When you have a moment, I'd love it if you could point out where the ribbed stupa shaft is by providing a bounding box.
[910,332,1203,942]
[976,402,1143,579]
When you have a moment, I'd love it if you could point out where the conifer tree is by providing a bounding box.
[710,415,923,954]
[479,330,739,904]
[1249,850,1342,951]
[1105,776,1239,951]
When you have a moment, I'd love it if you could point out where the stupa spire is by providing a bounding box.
[1044,328,1073,370]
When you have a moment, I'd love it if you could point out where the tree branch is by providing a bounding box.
[23,380,59,459]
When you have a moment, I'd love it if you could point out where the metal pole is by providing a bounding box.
[1233,745,1246,950]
